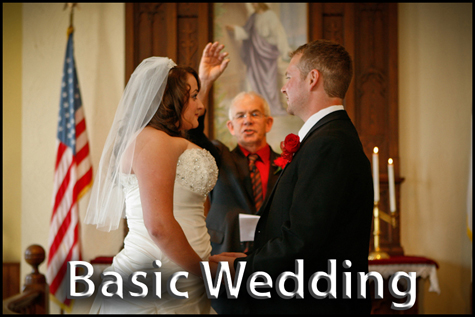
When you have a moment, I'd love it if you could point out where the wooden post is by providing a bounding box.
[22,245,49,314]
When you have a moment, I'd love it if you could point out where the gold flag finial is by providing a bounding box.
[64,3,79,36]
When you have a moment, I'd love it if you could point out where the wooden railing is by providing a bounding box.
[3,245,49,314]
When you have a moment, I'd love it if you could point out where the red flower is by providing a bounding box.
[273,133,300,172]
[274,156,288,169]
[281,133,300,153]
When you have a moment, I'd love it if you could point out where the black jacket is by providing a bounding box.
[234,110,374,314]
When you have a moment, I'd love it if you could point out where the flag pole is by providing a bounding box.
[59,7,78,313]
[59,6,77,315]
[65,5,76,316]
[48,3,93,314]
[64,3,79,36]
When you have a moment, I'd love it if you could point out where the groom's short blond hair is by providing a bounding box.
[291,39,353,100]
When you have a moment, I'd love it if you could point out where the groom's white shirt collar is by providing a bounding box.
[298,105,344,141]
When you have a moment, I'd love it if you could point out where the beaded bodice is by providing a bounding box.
[175,148,218,198]
[120,148,218,196]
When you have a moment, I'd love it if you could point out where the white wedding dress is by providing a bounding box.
[90,148,218,314]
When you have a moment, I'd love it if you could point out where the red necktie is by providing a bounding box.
[248,154,263,212]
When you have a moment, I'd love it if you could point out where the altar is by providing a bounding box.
[368,255,440,314]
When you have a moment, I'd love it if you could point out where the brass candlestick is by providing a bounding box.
[368,201,396,260]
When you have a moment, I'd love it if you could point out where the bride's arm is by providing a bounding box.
[198,41,229,107]
[133,129,204,277]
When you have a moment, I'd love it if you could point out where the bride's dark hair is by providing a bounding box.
[147,66,201,137]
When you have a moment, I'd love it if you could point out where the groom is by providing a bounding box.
[210,39,374,314]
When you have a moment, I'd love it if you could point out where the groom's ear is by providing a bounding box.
[307,69,319,91]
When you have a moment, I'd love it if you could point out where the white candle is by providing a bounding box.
[372,147,380,202]
[388,158,396,213]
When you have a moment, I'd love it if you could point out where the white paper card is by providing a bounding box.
[239,214,261,242]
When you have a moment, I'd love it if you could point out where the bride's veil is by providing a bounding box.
[84,57,176,232]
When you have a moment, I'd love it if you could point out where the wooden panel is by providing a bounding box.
[3,262,20,299]
[308,3,323,39]
[354,3,402,255]
[196,3,214,138]
[126,3,178,82]
[308,3,402,256]
[343,3,356,123]
[177,4,198,67]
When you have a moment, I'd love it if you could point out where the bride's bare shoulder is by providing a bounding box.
[136,127,188,155]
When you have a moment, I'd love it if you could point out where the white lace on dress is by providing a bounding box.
[176,148,218,198]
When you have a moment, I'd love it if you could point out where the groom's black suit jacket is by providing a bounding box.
[234,110,374,314]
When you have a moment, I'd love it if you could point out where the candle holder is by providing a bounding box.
[368,201,397,260]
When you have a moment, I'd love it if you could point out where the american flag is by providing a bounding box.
[46,29,93,312]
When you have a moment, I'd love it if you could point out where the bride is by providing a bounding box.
[84,42,229,314]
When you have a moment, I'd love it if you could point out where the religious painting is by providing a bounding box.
[213,3,308,152]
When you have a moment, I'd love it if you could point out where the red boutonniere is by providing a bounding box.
[273,133,300,173]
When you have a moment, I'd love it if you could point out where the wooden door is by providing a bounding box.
[309,3,403,255]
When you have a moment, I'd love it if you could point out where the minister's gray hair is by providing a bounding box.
[228,91,271,120]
